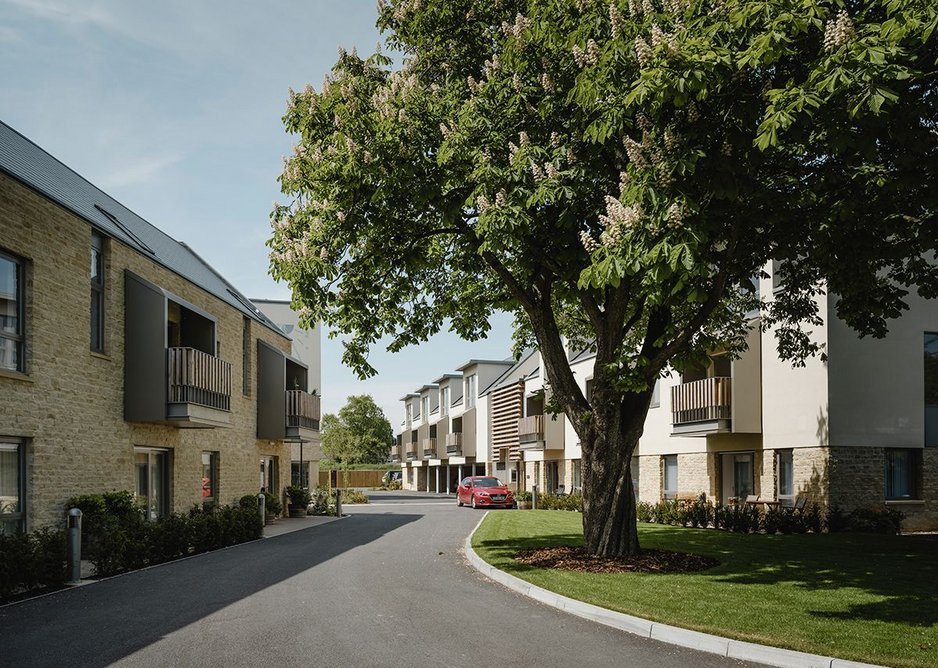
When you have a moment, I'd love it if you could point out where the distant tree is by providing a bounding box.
[321,395,395,465]
[270,0,938,556]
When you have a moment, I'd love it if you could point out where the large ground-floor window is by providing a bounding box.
[885,448,921,500]
[0,439,24,534]
[260,456,278,495]
[135,447,170,521]
[291,461,310,488]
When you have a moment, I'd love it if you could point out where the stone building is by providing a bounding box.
[396,271,938,532]
[0,121,320,533]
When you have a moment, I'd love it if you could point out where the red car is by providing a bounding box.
[457,476,515,509]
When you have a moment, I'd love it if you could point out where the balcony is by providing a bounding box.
[286,390,320,442]
[671,377,732,435]
[390,444,402,463]
[166,347,232,427]
[518,414,544,448]
[446,432,462,456]
[423,438,438,458]
[406,443,418,461]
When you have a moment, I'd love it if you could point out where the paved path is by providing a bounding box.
[0,491,762,667]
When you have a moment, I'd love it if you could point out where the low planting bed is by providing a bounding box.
[472,510,938,668]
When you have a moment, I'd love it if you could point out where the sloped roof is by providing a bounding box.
[481,348,536,396]
[0,121,284,338]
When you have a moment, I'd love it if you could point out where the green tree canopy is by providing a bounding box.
[270,0,937,555]
[321,395,395,465]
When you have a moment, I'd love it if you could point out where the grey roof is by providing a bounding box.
[570,347,597,364]
[481,349,536,396]
[398,393,420,401]
[0,121,285,338]
[455,358,515,372]
[432,373,462,384]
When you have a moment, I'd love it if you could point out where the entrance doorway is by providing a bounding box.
[260,456,278,494]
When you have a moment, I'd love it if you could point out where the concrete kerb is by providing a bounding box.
[462,514,885,668]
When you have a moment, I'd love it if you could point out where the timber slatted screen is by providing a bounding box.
[167,347,231,411]
[491,381,524,462]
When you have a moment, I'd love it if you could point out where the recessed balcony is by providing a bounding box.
[518,414,545,450]
[671,377,732,436]
[390,444,402,463]
[446,432,462,456]
[406,443,418,461]
[286,390,320,442]
[423,438,438,458]
[166,347,232,428]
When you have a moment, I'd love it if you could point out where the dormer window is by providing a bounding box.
[465,374,477,408]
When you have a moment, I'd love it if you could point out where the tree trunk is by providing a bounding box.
[580,399,650,557]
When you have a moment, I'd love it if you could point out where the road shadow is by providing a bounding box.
[0,513,421,668]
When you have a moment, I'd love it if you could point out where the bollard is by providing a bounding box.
[66,508,82,585]
[532,484,538,511]
[335,488,342,517]
[258,492,266,528]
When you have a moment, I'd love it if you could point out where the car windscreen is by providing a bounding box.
[473,478,502,488]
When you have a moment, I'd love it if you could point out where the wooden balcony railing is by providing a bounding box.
[671,377,732,425]
[405,443,418,460]
[168,347,231,411]
[286,390,320,430]
[423,438,437,458]
[518,414,544,439]
[446,432,462,455]
[390,445,402,462]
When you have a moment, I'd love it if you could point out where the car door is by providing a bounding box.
[459,477,471,504]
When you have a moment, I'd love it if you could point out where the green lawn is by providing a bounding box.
[472,511,938,668]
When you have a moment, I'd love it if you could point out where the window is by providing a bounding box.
[572,459,582,491]
[772,258,788,292]
[135,448,170,520]
[0,250,24,372]
[406,403,413,426]
[291,461,310,488]
[242,316,252,396]
[201,451,218,510]
[585,378,593,403]
[421,397,429,422]
[0,439,25,534]
[440,387,449,416]
[465,374,477,408]
[777,450,794,506]
[663,455,678,500]
[650,380,660,408]
[925,333,938,446]
[90,232,105,352]
[885,449,921,500]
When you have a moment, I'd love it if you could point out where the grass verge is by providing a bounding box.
[472,511,938,668]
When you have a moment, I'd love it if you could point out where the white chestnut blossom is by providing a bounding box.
[823,10,856,51]
[540,72,555,92]
[635,37,652,67]
[610,3,623,37]
[580,230,600,252]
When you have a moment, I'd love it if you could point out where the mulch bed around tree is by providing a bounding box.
[514,546,719,574]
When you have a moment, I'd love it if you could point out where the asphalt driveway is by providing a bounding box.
[0,491,762,667]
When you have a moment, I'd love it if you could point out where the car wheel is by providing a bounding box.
[471,495,478,510]
[457,495,463,507]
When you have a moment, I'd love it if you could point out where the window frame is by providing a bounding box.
[0,438,26,534]
[0,249,25,373]
[662,455,678,500]
[884,448,922,501]
[465,374,477,408]
[776,449,794,506]
[201,451,219,510]
[440,387,449,417]
[90,231,106,353]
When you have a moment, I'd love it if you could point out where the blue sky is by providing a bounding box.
[0,0,513,425]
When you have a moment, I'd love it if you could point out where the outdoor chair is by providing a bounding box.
[744,494,759,506]
[793,496,807,512]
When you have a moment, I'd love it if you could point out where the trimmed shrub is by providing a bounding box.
[308,489,337,516]
[0,528,67,600]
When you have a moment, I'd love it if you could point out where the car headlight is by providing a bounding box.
[478,491,489,496]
